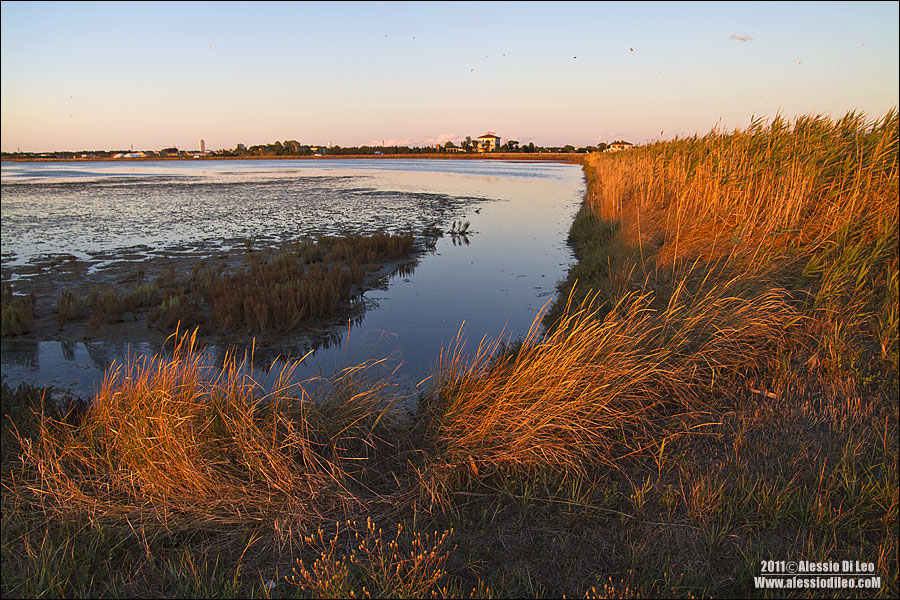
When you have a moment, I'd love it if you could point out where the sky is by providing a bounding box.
[1,1,898,153]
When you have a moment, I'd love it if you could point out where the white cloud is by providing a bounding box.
[367,138,412,146]
[591,133,620,144]
[420,132,459,146]
[730,33,754,42]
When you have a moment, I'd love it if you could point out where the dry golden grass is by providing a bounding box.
[11,330,403,538]
[587,111,897,269]
[421,276,796,489]
[421,110,897,517]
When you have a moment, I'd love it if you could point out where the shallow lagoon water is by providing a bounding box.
[1,158,584,399]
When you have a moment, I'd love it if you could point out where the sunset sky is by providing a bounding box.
[1,1,897,153]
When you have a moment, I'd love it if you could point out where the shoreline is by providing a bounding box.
[2,152,585,164]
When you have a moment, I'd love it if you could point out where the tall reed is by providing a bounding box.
[425,109,897,491]
[570,110,898,374]
[587,110,897,269]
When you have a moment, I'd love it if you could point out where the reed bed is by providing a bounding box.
[203,259,364,333]
[559,110,898,378]
[294,232,416,264]
[587,111,897,265]
[46,231,415,337]
[10,330,403,538]
[152,232,414,335]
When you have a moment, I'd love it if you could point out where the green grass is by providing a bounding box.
[2,110,897,598]
[1,283,35,336]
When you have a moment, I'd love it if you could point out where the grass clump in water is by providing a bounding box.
[1,284,35,337]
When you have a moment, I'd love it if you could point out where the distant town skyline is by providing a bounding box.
[2,1,897,153]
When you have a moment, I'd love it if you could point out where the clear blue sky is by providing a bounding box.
[2,1,897,152]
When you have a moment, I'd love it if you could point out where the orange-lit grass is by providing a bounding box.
[12,330,402,537]
[423,272,797,487]
[586,111,898,268]
[575,110,898,379]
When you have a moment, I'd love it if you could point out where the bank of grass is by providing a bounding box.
[50,231,416,337]
[2,110,897,598]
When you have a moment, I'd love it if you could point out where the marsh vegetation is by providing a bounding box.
[2,110,897,598]
[3,232,418,345]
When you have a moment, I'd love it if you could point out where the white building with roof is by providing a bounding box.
[475,132,501,152]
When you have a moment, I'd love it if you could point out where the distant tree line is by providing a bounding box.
[218,139,611,157]
[1,140,616,161]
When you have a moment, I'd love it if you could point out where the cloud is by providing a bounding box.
[591,133,620,144]
[421,132,459,146]
[730,33,754,42]
[367,138,412,146]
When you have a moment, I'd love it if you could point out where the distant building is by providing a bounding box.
[235,143,245,151]
[605,141,634,153]
[200,139,206,152]
[474,132,501,152]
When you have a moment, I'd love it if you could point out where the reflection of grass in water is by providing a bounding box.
[449,220,470,235]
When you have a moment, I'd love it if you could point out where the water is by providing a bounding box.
[1,158,584,399]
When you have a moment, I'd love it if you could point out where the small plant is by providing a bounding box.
[288,519,455,599]
[56,289,89,329]
[148,290,201,332]
[449,220,470,235]
[85,287,128,332]
[1,283,35,336]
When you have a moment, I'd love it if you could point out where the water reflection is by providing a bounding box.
[1,338,162,398]
[1,159,584,401]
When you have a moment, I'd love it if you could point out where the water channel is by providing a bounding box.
[1,158,585,400]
